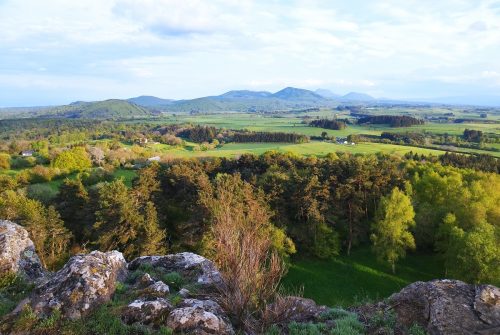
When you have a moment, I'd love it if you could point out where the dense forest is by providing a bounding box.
[357,115,424,127]
[232,132,309,143]
[1,151,498,284]
[309,119,347,130]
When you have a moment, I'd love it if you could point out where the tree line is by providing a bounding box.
[1,152,498,284]
[357,115,424,127]
[232,132,309,143]
[309,119,347,130]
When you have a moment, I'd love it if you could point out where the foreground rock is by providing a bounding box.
[0,220,45,281]
[166,299,234,335]
[360,279,500,335]
[128,252,222,289]
[27,250,127,319]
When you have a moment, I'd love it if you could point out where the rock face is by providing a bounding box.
[0,220,45,281]
[128,252,222,288]
[28,250,127,319]
[382,279,500,335]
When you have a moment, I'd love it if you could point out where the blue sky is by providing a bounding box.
[1,0,500,106]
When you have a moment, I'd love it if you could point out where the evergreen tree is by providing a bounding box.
[139,201,167,255]
[94,180,143,259]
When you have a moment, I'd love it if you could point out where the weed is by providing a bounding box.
[409,323,428,335]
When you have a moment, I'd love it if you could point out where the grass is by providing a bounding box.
[282,247,443,307]
[112,168,137,187]
[141,141,446,159]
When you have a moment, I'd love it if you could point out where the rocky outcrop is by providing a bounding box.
[0,220,45,281]
[166,299,235,335]
[122,297,173,325]
[128,252,222,288]
[361,279,500,335]
[3,223,498,335]
[27,250,128,319]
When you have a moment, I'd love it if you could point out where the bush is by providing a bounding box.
[161,272,184,291]
[0,153,11,169]
[27,184,58,204]
[52,146,92,172]
[28,165,59,183]
[409,323,428,335]
[11,156,36,169]
[287,321,327,335]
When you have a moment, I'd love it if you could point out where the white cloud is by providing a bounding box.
[0,0,499,105]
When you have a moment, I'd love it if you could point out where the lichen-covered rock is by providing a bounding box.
[378,279,500,335]
[129,252,222,288]
[122,297,173,325]
[267,296,329,323]
[143,280,170,295]
[27,250,127,319]
[166,298,234,335]
[0,220,45,281]
[137,273,155,288]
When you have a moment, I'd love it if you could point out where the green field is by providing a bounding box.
[283,247,443,307]
[146,140,446,158]
[128,112,500,157]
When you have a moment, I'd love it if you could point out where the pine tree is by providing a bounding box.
[139,201,167,255]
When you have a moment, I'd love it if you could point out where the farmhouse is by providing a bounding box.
[21,150,34,157]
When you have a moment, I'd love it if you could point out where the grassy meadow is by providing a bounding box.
[283,247,443,307]
[124,111,500,158]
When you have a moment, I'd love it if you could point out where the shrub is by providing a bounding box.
[161,272,184,291]
[29,165,58,183]
[27,183,58,204]
[200,174,286,331]
[287,321,327,335]
[409,323,428,335]
[52,146,92,172]
[13,305,38,331]
[0,153,11,169]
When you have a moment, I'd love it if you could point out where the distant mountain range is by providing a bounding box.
[1,87,498,119]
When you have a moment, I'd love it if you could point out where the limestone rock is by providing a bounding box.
[137,273,155,288]
[27,250,127,319]
[166,298,234,335]
[385,279,500,335]
[143,280,170,296]
[0,220,45,281]
[122,297,173,325]
[129,252,222,288]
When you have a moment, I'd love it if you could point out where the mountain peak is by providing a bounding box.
[127,96,173,107]
[315,89,340,99]
[218,90,272,99]
[341,92,375,102]
[272,87,325,100]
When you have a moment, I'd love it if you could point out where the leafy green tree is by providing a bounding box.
[52,146,91,172]
[371,187,416,273]
[447,222,500,284]
[0,153,11,170]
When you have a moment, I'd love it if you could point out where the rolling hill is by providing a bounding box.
[127,96,173,107]
[37,99,156,119]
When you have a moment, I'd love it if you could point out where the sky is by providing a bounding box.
[1,0,500,107]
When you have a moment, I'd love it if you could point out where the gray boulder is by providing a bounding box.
[129,252,222,288]
[166,298,234,335]
[27,250,127,319]
[122,297,173,325]
[0,220,45,281]
[386,279,500,335]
